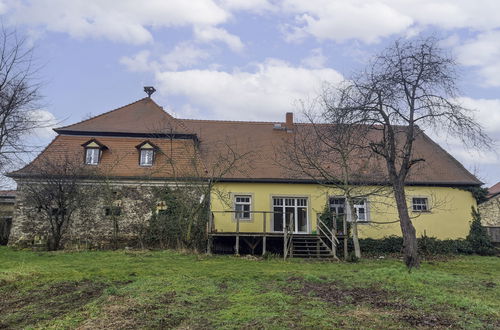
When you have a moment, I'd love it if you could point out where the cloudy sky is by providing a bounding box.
[1,0,500,186]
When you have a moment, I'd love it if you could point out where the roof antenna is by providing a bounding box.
[144,86,156,98]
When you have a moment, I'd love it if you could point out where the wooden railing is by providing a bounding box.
[317,217,339,259]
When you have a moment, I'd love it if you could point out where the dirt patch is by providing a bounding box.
[399,312,454,328]
[0,280,111,329]
[284,277,406,310]
[282,277,460,328]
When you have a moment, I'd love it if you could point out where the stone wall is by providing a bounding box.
[9,183,157,249]
[479,195,500,227]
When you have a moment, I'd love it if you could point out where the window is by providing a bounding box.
[234,195,251,220]
[140,149,154,166]
[412,197,429,212]
[104,207,122,216]
[329,197,369,222]
[329,197,346,217]
[156,201,167,215]
[272,197,308,233]
[136,141,158,166]
[82,139,107,165]
[85,148,100,165]
[353,199,368,221]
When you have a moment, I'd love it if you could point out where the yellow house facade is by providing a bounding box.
[210,182,476,240]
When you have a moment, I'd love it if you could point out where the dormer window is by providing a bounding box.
[136,141,159,167]
[81,139,108,165]
[85,148,100,165]
[140,149,154,166]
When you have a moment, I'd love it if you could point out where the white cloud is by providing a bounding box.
[28,110,58,139]
[219,0,276,12]
[194,26,244,52]
[161,42,212,70]
[301,48,327,68]
[2,0,229,44]
[155,59,343,120]
[120,50,154,73]
[282,0,413,43]
[457,97,500,135]
[120,42,212,73]
[280,0,500,43]
[456,31,500,87]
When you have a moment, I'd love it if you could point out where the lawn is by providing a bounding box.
[0,247,498,329]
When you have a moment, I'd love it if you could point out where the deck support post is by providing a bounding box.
[207,212,213,255]
[235,216,240,255]
[343,215,348,260]
[262,213,267,256]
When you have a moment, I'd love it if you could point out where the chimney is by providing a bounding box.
[285,112,294,130]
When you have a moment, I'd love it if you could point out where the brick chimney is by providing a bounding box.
[285,112,293,130]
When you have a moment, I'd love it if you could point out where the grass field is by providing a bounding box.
[0,247,498,329]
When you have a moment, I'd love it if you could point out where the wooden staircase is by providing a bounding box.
[290,235,335,259]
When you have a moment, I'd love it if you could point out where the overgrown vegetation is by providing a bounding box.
[146,185,209,251]
[467,207,495,255]
[0,247,498,329]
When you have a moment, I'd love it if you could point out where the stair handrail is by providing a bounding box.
[317,218,339,244]
[317,218,339,259]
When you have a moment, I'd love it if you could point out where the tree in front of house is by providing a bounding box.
[281,103,390,260]
[20,154,97,250]
[317,37,491,269]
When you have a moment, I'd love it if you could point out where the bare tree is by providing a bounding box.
[0,27,42,173]
[280,97,389,259]
[320,37,491,269]
[19,154,96,250]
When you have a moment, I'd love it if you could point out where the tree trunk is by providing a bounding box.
[347,198,361,259]
[393,180,419,269]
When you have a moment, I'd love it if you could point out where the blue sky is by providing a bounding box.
[1,0,500,187]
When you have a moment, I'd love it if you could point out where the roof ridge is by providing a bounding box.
[55,97,165,131]
[179,118,280,125]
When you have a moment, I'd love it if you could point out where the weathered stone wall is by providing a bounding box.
[479,196,500,227]
[9,183,157,249]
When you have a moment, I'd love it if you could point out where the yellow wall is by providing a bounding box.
[210,183,477,239]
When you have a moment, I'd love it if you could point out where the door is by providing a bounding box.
[272,197,308,233]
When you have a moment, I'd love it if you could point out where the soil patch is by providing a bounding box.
[0,280,109,329]
[284,277,405,309]
[399,312,454,328]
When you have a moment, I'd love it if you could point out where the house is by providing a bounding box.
[8,96,481,254]
[479,182,500,243]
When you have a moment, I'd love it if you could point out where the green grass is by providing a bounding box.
[0,247,498,329]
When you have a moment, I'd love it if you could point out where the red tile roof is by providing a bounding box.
[488,182,500,198]
[10,97,482,186]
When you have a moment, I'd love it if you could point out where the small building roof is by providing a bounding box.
[487,182,500,199]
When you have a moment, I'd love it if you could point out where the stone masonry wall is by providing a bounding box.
[9,183,157,249]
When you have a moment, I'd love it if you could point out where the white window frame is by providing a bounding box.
[234,195,252,220]
[412,197,430,212]
[353,198,369,222]
[85,147,100,165]
[140,149,154,166]
[329,196,370,222]
[272,196,309,234]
